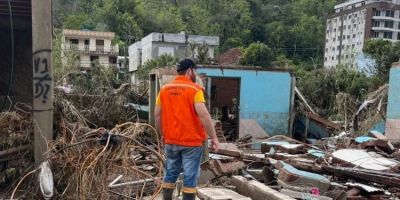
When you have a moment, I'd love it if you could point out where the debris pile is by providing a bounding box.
[10,121,164,199]
[198,133,400,200]
[0,103,33,187]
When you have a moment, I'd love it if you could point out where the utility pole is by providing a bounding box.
[32,0,53,163]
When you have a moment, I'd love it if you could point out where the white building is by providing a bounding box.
[128,32,219,83]
[62,29,119,69]
[324,0,400,68]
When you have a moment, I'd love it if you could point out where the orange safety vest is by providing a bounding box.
[157,76,206,146]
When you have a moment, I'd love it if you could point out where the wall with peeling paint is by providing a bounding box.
[197,67,294,136]
[386,64,400,140]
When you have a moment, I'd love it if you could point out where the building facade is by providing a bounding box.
[128,32,219,83]
[62,29,119,69]
[324,0,400,68]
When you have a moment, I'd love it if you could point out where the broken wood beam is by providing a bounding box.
[322,165,400,188]
[209,160,246,176]
[212,149,268,163]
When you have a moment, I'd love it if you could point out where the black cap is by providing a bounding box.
[177,58,196,72]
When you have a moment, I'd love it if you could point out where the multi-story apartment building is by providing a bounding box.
[324,0,400,68]
[128,32,219,82]
[62,29,119,69]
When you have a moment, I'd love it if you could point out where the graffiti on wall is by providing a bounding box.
[33,49,52,103]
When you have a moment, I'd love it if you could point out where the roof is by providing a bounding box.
[197,65,293,73]
[63,29,115,39]
[150,65,293,75]
[141,32,219,46]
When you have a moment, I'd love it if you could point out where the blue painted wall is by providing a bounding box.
[387,67,400,119]
[197,68,293,136]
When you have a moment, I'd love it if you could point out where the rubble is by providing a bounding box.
[2,78,400,200]
[197,187,251,200]
[276,161,331,192]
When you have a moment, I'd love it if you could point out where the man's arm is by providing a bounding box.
[154,105,163,145]
[195,103,219,151]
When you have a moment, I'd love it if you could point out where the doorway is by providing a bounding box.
[205,77,240,141]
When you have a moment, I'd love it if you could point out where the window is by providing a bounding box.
[374,31,379,38]
[347,35,350,39]
[96,39,104,51]
[375,10,381,16]
[70,39,78,44]
[384,31,393,39]
[362,2,365,6]
[353,34,356,38]
[90,56,99,67]
[355,14,358,18]
[374,21,380,27]
[84,39,89,50]
[69,39,79,50]
[109,56,117,64]
[398,33,400,40]
[337,45,341,50]
[348,15,352,20]
[386,10,394,17]
[384,21,394,28]
[348,25,351,29]
[338,36,341,41]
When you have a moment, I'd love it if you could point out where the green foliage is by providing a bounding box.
[363,39,400,81]
[221,37,244,52]
[63,14,94,30]
[296,66,375,116]
[240,42,273,67]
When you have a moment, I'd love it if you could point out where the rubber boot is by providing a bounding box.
[182,192,196,200]
[162,188,174,200]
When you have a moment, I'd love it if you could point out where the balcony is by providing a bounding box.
[63,43,119,55]
[79,62,118,69]
[372,16,400,22]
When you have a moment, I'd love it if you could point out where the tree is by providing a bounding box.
[240,42,273,67]
[63,14,94,30]
[363,39,400,80]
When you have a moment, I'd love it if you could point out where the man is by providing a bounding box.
[154,58,219,200]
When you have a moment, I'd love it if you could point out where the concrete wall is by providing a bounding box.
[130,33,220,85]
[128,41,141,72]
[385,63,400,140]
[197,68,294,136]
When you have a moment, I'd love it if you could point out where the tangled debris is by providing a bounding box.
[0,103,33,187]
[9,120,164,199]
